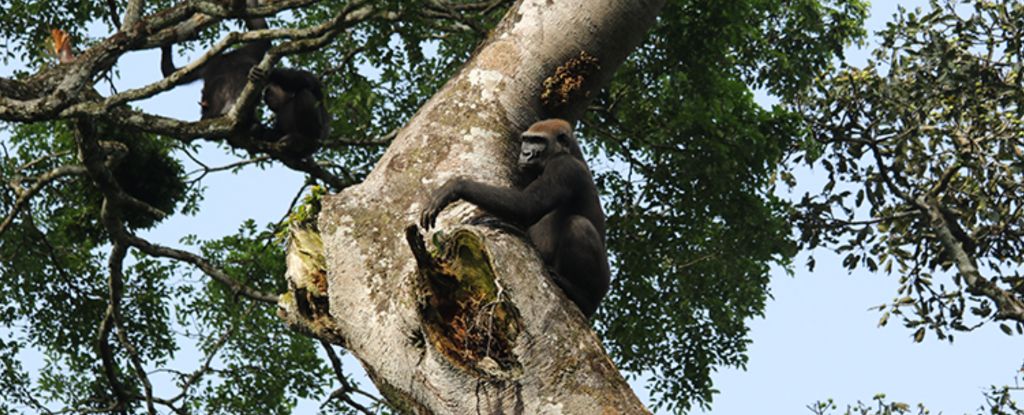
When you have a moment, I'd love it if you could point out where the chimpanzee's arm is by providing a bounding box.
[250,123,282,142]
[284,89,328,139]
[160,45,176,78]
[243,0,269,30]
[160,45,202,83]
[420,156,583,229]
[268,69,324,100]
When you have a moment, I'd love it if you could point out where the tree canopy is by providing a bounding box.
[795,0,1024,344]
[787,1,1024,411]
[0,0,870,413]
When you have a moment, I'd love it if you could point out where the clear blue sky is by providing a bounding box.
[4,1,1022,413]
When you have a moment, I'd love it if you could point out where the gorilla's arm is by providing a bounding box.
[420,155,583,229]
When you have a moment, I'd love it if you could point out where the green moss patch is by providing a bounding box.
[406,226,523,378]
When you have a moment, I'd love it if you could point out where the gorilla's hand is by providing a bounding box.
[420,179,464,230]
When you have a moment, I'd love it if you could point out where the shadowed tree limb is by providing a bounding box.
[95,241,131,413]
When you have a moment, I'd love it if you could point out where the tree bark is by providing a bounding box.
[283,0,665,412]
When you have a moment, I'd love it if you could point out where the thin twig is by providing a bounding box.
[0,164,88,237]
[168,307,254,403]
[186,155,271,183]
[15,150,72,171]
[329,129,397,148]
[319,340,382,413]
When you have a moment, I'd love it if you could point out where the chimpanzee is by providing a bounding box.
[419,119,610,318]
[160,0,270,119]
[247,67,329,159]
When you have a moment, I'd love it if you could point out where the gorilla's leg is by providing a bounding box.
[550,215,610,318]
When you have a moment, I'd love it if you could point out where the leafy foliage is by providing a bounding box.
[0,0,867,413]
[0,0,503,412]
[808,388,1024,415]
[586,0,866,411]
[809,395,926,415]
[187,222,330,414]
[793,0,1024,343]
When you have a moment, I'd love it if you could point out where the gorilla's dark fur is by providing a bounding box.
[420,119,610,318]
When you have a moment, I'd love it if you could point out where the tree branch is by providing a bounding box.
[165,307,251,405]
[328,129,397,148]
[113,303,157,415]
[0,164,88,237]
[73,120,279,305]
[823,211,917,228]
[915,194,1024,322]
[0,2,201,120]
[121,0,144,30]
[95,242,130,412]
[0,0,345,121]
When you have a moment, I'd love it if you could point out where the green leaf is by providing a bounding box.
[913,327,926,343]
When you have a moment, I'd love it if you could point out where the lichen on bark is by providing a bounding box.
[278,221,345,345]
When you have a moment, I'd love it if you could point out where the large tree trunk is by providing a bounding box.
[281,0,665,412]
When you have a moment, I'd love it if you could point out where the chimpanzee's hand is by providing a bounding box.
[420,179,463,230]
[248,66,268,83]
